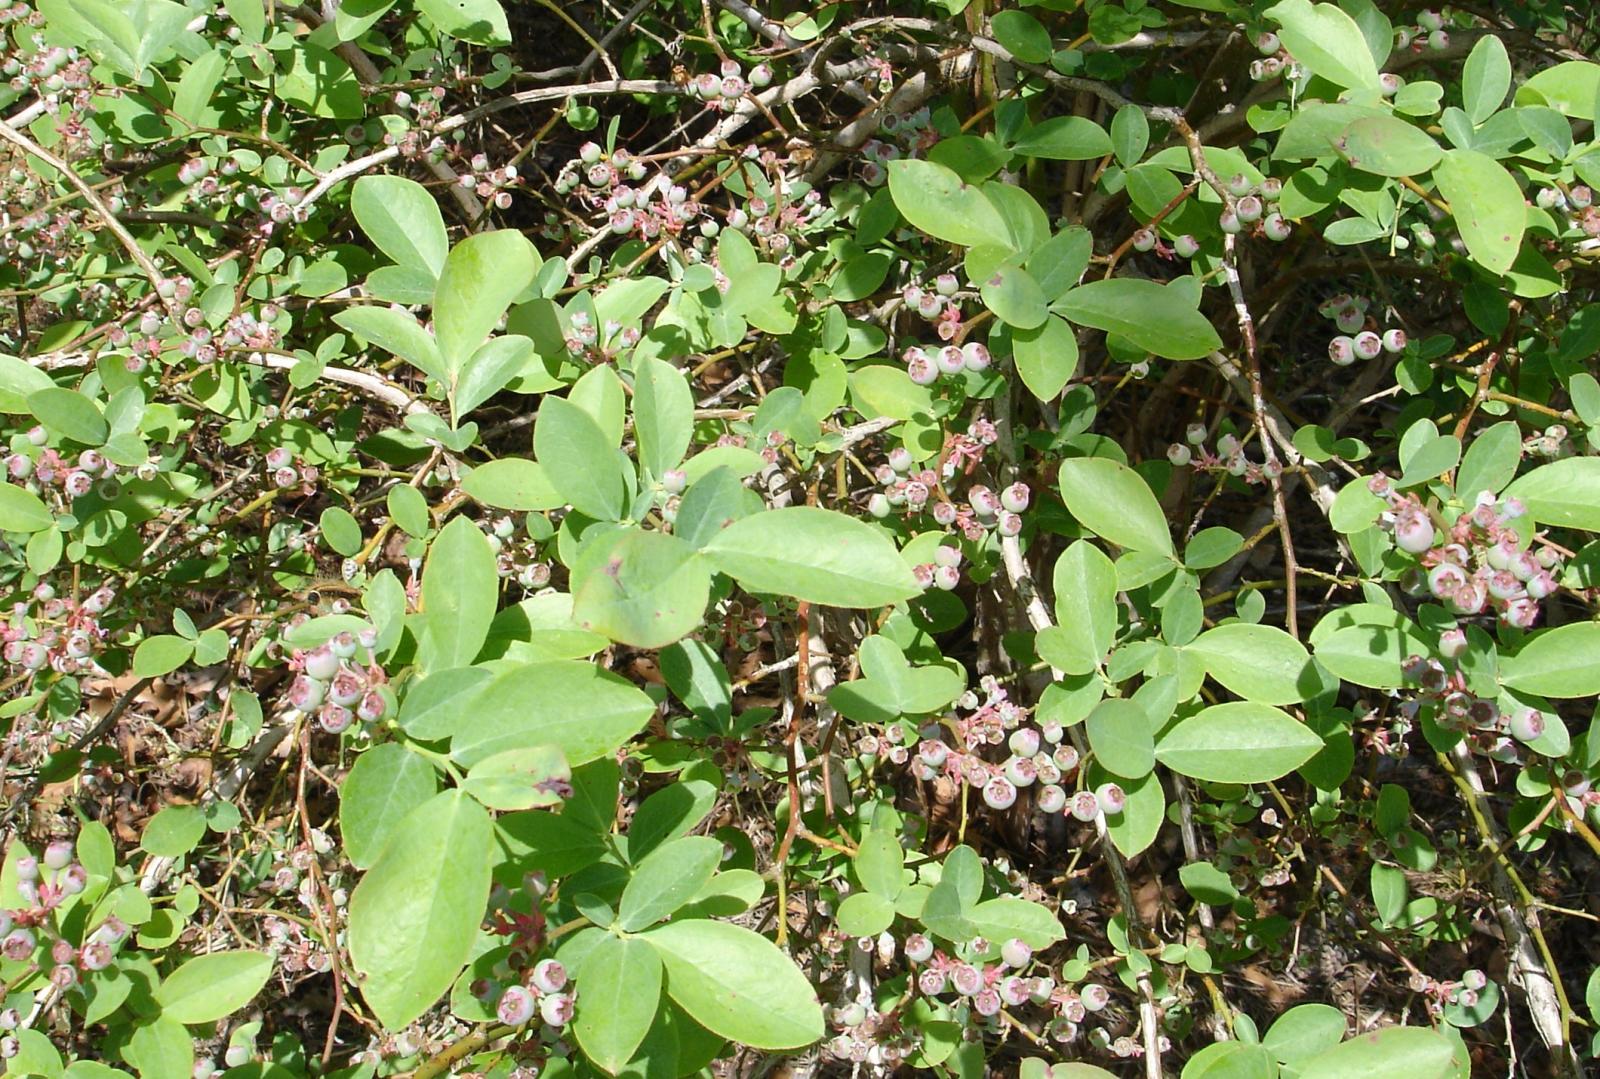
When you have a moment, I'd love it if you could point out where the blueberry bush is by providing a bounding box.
[2,0,1600,1075]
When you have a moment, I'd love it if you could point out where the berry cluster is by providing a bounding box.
[476,878,577,1032]
[285,630,393,734]
[1168,425,1282,485]
[1410,968,1496,1020]
[482,514,554,592]
[1,582,114,679]
[1132,171,1290,257]
[6,429,123,503]
[1377,482,1562,627]
[1316,293,1407,366]
[901,275,968,342]
[0,842,125,1008]
[865,441,1021,546]
[264,444,320,493]
[456,152,522,210]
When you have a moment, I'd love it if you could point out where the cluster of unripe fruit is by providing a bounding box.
[1317,293,1407,366]
[1398,647,1565,775]
[1132,172,1291,256]
[285,631,393,735]
[6,429,123,503]
[1168,424,1281,486]
[0,841,126,1015]
[901,339,991,387]
[1377,483,1562,628]
[1535,184,1600,239]
[1,581,114,680]
[866,444,1026,551]
[455,151,521,210]
[1411,968,1495,1020]
[901,273,968,341]
[687,57,773,107]
[264,445,320,493]
[492,957,575,1030]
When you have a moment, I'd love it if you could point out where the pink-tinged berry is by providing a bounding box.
[1438,628,1467,659]
[1262,213,1292,242]
[1070,790,1100,822]
[1038,784,1067,813]
[327,669,364,708]
[1008,728,1041,757]
[905,933,934,963]
[288,675,326,712]
[1004,756,1037,788]
[983,776,1018,810]
[973,987,1002,1016]
[1168,443,1193,466]
[497,985,536,1026]
[1095,782,1126,815]
[1353,331,1383,360]
[1000,975,1031,1006]
[962,341,991,371]
[1328,336,1356,366]
[1000,483,1030,513]
[1001,938,1032,968]
[1081,982,1110,1011]
[43,840,72,870]
[919,967,947,994]
[951,963,983,996]
[1173,234,1200,258]
[997,511,1023,537]
[933,564,961,591]
[1236,195,1263,223]
[356,691,388,723]
[907,353,938,386]
[302,645,339,681]
[1507,707,1544,744]
[1393,507,1436,554]
[532,958,567,993]
[1131,228,1156,252]
[936,345,966,375]
[79,940,113,971]
[319,704,355,735]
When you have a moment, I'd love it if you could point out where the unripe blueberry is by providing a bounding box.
[1236,195,1263,223]
[1001,938,1032,968]
[1037,784,1067,813]
[327,669,364,708]
[498,985,536,1026]
[961,341,991,371]
[1382,328,1407,353]
[79,940,113,971]
[1427,28,1449,50]
[1009,728,1041,757]
[1168,444,1192,466]
[302,645,339,681]
[319,704,355,735]
[983,776,1018,810]
[1255,31,1280,54]
[531,957,567,993]
[1004,755,1037,788]
[1,930,34,961]
[1508,707,1544,744]
[1418,9,1443,30]
[749,63,773,87]
[43,840,72,870]
[1334,307,1364,334]
[933,564,960,591]
[356,691,388,723]
[1353,331,1383,360]
[1173,234,1200,258]
[905,933,934,962]
[888,446,914,473]
[1438,628,1467,659]
[936,345,966,375]
[968,485,999,517]
[1095,782,1126,815]
[907,353,938,386]
[1070,790,1100,821]
[287,675,326,712]
[1219,210,1242,235]
[1131,228,1156,252]
[996,511,1023,537]
[1000,483,1030,513]
[867,493,892,519]
[1328,336,1356,366]
[951,963,984,996]
[1393,507,1436,554]
[1462,968,1487,992]
[919,967,947,994]
[933,545,961,569]
[1081,982,1110,1011]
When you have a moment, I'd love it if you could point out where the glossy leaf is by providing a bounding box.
[703,507,921,607]
[644,920,824,1050]
[1432,149,1524,276]
[1053,278,1222,360]
[1155,702,1323,783]
[155,951,272,1024]
[1058,457,1174,556]
[340,743,439,869]
[418,515,498,671]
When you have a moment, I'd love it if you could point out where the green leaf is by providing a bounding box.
[849,364,934,420]
[433,231,539,373]
[1516,60,1600,121]
[836,892,896,937]
[633,357,694,480]
[1058,457,1174,556]
[964,896,1065,950]
[0,353,55,413]
[572,528,710,648]
[1462,35,1511,124]
[1053,279,1222,361]
[989,9,1051,63]
[447,660,654,767]
[1454,420,1521,502]
[886,159,1010,249]
[141,805,205,857]
[979,260,1047,329]
[1296,1025,1456,1078]
[1012,315,1079,400]
[575,935,663,1072]
[415,0,510,45]
[276,42,363,118]
[1038,540,1117,675]
[1339,115,1442,177]
[1264,0,1381,91]
[462,745,570,810]
[1431,149,1525,276]
[643,920,824,1050]
[418,515,498,672]
[1085,698,1154,779]
[1396,433,1460,488]
[124,1015,193,1079]
[28,387,107,445]
[333,306,449,386]
[155,951,272,1024]
[454,334,534,421]
[674,467,759,549]
[1011,116,1113,161]
[1185,624,1315,705]
[319,506,362,556]
[0,484,53,533]
[1503,457,1600,531]
[1500,623,1600,698]
[132,634,193,678]
[629,779,719,860]
[462,457,566,511]
[387,484,432,537]
[351,175,448,277]
[171,49,225,127]
[535,395,627,520]
[855,829,905,899]
[1313,616,1433,689]
[1111,105,1150,167]
[1263,1003,1348,1065]
[703,507,921,607]
[339,743,439,869]
[1181,1041,1276,1078]
[1155,702,1323,783]
[1178,863,1238,906]
[349,790,493,1029]
[619,835,724,930]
